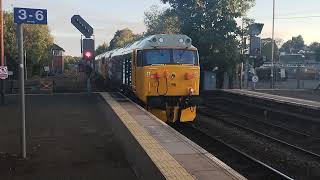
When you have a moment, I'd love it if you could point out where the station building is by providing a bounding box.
[50,44,65,74]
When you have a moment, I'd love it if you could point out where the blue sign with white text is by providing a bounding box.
[14,7,47,25]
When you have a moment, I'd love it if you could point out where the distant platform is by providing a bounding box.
[223,89,320,110]
[255,89,320,102]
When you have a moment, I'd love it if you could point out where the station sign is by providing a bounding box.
[14,7,48,25]
[0,66,8,80]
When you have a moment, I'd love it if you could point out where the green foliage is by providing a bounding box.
[64,56,80,70]
[157,0,255,72]
[4,11,18,70]
[64,56,80,64]
[108,28,139,50]
[4,12,54,76]
[95,42,109,55]
[261,38,279,62]
[144,5,180,35]
[309,42,320,62]
[280,35,305,53]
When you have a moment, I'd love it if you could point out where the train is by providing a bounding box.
[94,34,201,123]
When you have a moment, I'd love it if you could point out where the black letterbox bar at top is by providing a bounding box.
[71,15,93,38]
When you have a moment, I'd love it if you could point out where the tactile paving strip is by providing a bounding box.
[101,93,194,180]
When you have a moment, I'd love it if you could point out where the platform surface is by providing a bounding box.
[0,94,137,179]
[223,89,320,110]
[101,92,246,180]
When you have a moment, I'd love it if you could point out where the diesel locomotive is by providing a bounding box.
[95,34,201,123]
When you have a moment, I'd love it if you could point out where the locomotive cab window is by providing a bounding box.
[144,49,171,65]
[143,49,198,66]
[173,50,198,65]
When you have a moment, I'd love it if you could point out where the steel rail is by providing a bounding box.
[179,123,293,180]
[206,103,318,139]
[199,108,320,160]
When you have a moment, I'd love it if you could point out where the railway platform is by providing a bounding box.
[223,89,320,110]
[100,92,246,180]
[0,92,245,179]
[222,89,320,110]
[0,93,137,179]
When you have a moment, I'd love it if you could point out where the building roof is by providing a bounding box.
[51,44,65,52]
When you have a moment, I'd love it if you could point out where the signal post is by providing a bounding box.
[71,15,95,93]
[0,0,6,105]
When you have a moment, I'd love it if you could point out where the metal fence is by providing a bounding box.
[230,63,320,90]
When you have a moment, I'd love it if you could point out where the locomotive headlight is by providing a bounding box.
[146,72,151,77]
[179,38,184,43]
[159,38,164,43]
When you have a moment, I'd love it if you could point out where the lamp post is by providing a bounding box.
[0,0,5,105]
[271,0,276,88]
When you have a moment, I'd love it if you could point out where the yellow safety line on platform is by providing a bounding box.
[101,92,194,180]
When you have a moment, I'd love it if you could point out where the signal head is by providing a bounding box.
[83,50,93,60]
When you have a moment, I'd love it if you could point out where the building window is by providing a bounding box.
[53,50,62,56]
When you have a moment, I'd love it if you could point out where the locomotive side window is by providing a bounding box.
[137,50,143,67]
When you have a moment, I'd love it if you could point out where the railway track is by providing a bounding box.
[197,105,320,178]
[207,96,320,137]
[200,104,320,160]
[173,123,293,180]
[205,102,320,154]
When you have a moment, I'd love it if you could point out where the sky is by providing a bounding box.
[4,0,320,56]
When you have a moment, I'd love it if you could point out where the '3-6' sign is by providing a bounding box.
[14,7,47,25]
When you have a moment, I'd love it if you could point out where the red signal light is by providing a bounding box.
[83,51,93,60]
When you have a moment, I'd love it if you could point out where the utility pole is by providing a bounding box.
[24,51,27,80]
[0,0,5,105]
[271,0,276,89]
[17,24,26,159]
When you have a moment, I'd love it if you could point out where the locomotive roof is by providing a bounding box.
[95,34,197,60]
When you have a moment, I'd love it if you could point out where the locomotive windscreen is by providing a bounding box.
[143,49,198,66]
[173,50,197,65]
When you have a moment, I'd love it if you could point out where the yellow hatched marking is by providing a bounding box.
[101,93,194,180]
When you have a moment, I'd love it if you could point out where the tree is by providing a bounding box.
[144,5,180,35]
[309,42,320,51]
[4,12,54,77]
[108,28,139,50]
[4,11,19,76]
[309,42,320,61]
[95,42,109,55]
[64,56,81,70]
[159,0,254,73]
[261,38,279,62]
[145,0,255,88]
[280,35,305,54]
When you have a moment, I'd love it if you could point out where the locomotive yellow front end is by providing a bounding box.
[133,35,201,123]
